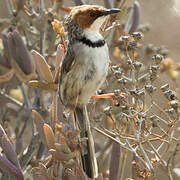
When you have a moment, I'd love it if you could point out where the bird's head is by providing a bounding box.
[65,5,120,40]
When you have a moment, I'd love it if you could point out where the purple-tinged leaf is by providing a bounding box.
[0,153,24,180]
[124,1,140,34]
[1,135,21,169]
[32,110,47,146]
[2,32,11,68]
[0,125,21,169]
[13,30,34,74]
[32,50,53,83]
[9,30,34,75]
[15,137,23,155]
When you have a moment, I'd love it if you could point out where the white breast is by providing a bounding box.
[73,37,109,104]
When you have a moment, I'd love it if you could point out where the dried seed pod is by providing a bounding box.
[118,78,127,85]
[151,65,160,72]
[149,66,159,82]
[133,61,142,71]
[131,32,143,41]
[127,59,133,65]
[152,54,164,64]
[170,100,179,110]
[114,71,122,78]
[137,90,145,97]
[119,36,130,42]
[165,108,176,116]
[160,84,169,92]
[145,85,157,94]
[129,89,138,96]
[164,90,176,100]
[112,65,119,71]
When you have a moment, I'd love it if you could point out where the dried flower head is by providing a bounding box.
[51,19,67,36]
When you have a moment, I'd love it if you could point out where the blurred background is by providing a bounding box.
[0,0,180,179]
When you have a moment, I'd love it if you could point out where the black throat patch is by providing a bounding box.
[77,36,105,48]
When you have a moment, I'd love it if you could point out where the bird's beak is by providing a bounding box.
[103,8,121,16]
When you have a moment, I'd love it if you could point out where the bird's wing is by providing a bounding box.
[59,45,75,80]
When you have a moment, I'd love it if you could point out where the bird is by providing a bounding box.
[58,5,120,178]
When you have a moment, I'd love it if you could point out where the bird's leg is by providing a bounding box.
[91,92,127,105]
[91,92,126,99]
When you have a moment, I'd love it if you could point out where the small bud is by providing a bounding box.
[151,65,160,72]
[129,89,138,96]
[131,32,143,41]
[160,84,169,92]
[51,19,66,36]
[118,78,127,85]
[114,71,122,78]
[149,66,159,82]
[152,54,164,64]
[165,108,176,115]
[137,90,145,97]
[170,100,179,110]
[119,36,130,42]
[133,61,142,71]
[127,59,133,65]
[145,85,157,94]
[112,65,119,71]
[164,90,176,100]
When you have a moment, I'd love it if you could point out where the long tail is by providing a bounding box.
[74,106,98,179]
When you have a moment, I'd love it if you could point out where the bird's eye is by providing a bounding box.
[89,11,96,18]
